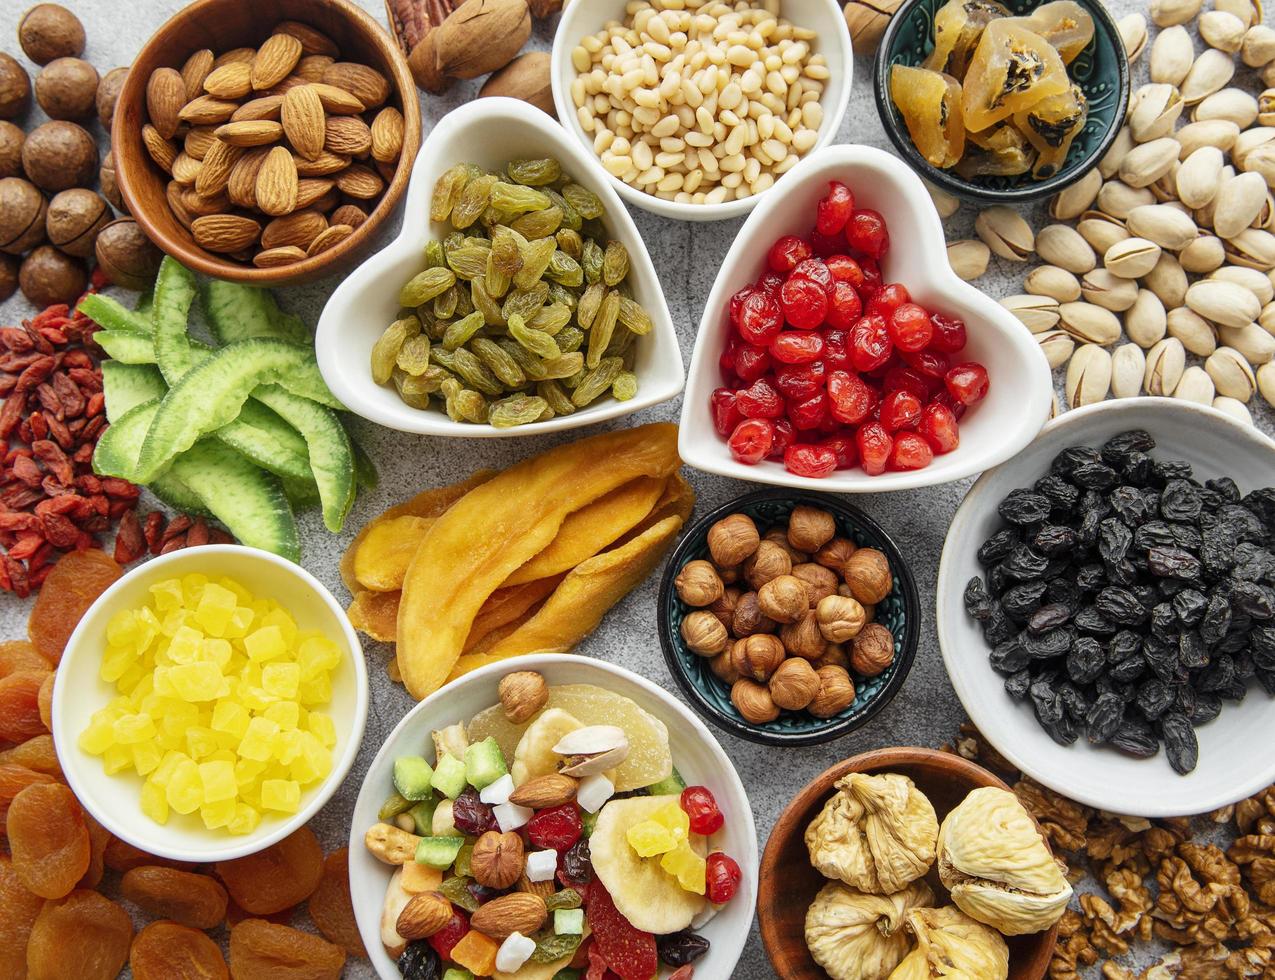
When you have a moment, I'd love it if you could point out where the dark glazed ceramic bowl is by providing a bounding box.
[873,0,1130,204]
[657,489,919,746]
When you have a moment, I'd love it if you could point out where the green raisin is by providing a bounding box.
[511,206,563,240]
[502,281,549,323]
[378,792,411,821]
[537,380,576,416]
[606,324,635,359]
[508,314,562,360]
[530,933,582,964]
[371,317,416,384]
[612,370,638,401]
[449,347,504,395]
[489,394,549,428]
[571,357,622,406]
[556,228,583,261]
[430,164,471,222]
[577,282,604,329]
[424,240,445,269]
[587,290,620,368]
[582,239,604,284]
[453,284,475,318]
[452,174,498,229]
[540,352,584,379]
[547,281,578,311]
[545,187,582,231]
[395,335,431,375]
[617,295,654,335]
[471,337,526,388]
[454,844,475,879]
[546,250,584,288]
[563,183,604,219]
[557,326,585,353]
[491,182,551,215]
[392,372,430,409]
[443,230,465,256]
[563,366,586,389]
[513,238,557,290]
[443,310,486,350]
[439,876,480,913]
[602,240,629,286]
[443,380,490,424]
[499,339,548,382]
[399,267,456,307]
[485,252,511,299]
[545,888,583,910]
[471,278,505,326]
[447,245,490,281]
[433,285,458,320]
[528,303,572,335]
[507,158,562,186]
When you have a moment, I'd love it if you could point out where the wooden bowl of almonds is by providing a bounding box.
[113,0,420,285]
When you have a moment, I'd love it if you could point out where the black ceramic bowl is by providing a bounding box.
[658,489,920,746]
[873,0,1130,204]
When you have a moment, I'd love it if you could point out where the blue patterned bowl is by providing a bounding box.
[873,0,1130,204]
[658,490,919,746]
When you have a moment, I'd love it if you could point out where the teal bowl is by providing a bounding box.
[657,490,919,746]
[873,0,1130,204]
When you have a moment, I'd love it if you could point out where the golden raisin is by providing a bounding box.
[131,920,229,980]
[228,919,345,980]
[27,549,122,664]
[7,782,90,899]
[27,889,133,980]
[122,866,229,930]
[0,671,49,742]
[307,848,366,958]
[0,855,44,978]
[215,826,324,915]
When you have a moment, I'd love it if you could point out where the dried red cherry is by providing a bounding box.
[849,315,892,372]
[736,290,783,346]
[827,370,875,425]
[845,209,889,259]
[727,419,774,465]
[857,422,893,476]
[887,432,935,471]
[883,365,937,399]
[825,254,863,286]
[767,235,811,273]
[733,343,772,382]
[930,312,967,353]
[735,379,783,419]
[770,331,823,364]
[780,277,828,330]
[705,852,742,904]
[819,434,859,469]
[679,786,724,836]
[867,283,910,319]
[945,362,989,405]
[888,303,934,352]
[880,389,923,432]
[783,443,837,478]
[426,909,469,960]
[825,280,863,330]
[816,180,855,236]
[790,258,833,295]
[767,418,794,460]
[710,388,742,437]
[774,361,825,401]
[787,393,828,431]
[919,402,960,454]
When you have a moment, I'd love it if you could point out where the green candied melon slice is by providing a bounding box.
[216,399,315,486]
[94,330,168,364]
[101,362,167,422]
[152,256,203,385]
[201,279,311,346]
[93,399,159,479]
[77,294,154,334]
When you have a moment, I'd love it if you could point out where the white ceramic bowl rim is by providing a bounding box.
[937,399,1275,816]
[315,96,685,436]
[52,544,370,862]
[347,652,760,979]
[677,141,1054,492]
[550,0,854,222]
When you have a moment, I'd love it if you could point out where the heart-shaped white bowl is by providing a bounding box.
[349,653,759,979]
[937,399,1275,817]
[551,0,853,222]
[677,143,1054,492]
[315,97,684,437]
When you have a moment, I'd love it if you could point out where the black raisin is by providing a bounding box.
[560,837,592,886]
[1002,545,1049,581]
[990,638,1030,675]
[1253,625,1275,670]
[1005,669,1032,700]
[1158,711,1199,774]
[1086,692,1125,744]
[1108,631,1142,663]
[983,609,1017,645]
[1110,653,1146,683]
[1034,474,1080,512]
[1201,594,1232,646]
[1030,674,1064,724]
[1044,714,1080,746]
[1136,678,1173,720]
[1198,654,1236,693]
[1074,607,1116,635]
[1135,522,1177,549]
[1178,631,1208,669]
[1095,587,1147,625]
[1075,564,1107,592]
[1022,627,1073,660]
[1058,681,1092,721]
[1230,581,1274,619]
[1172,589,1207,626]
[1002,581,1047,619]
[1161,479,1203,521]
[1029,603,1074,633]
[1153,459,1193,483]
[1101,430,1156,463]
[1052,446,1102,476]
[1150,603,1178,639]
[977,528,1019,565]
[1206,477,1241,504]
[398,942,441,980]
[1231,542,1275,582]
[1099,519,1133,563]
[452,788,498,835]
[999,489,1052,526]
[657,931,710,967]
[1033,525,1078,555]
[1148,547,1202,580]
[1109,486,1151,527]
[1067,637,1106,684]
[1072,461,1119,490]
[1111,718,1160,758]
[963,577,993,621]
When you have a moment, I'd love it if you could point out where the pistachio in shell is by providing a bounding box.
[0,254,16,301]
[99,150,123,211]
[96,67,129,130]
[94,216,161,290]
[0,53,31,120]
[46,188,111,257]
[0,177,48,255]
[21,120,96,192]
[35,57,99,120]
[0,121,24,179]
[19,4,86,65]
[19,245,86,306]
[478,51,552,114]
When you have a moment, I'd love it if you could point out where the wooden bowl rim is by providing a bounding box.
[112,0,421,286]
[758,746,1060,980]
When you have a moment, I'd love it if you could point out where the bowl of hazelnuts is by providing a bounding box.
[657,490,920,745]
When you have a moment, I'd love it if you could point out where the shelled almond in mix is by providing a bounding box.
[139,20,406,267]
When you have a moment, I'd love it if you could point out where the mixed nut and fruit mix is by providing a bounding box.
[365,670,741,978]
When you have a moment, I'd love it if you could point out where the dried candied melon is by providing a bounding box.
[1013,83,1088,178]
[962,21,1070,133]
[957,123,1036,177]
[1002,1,1094,63]
[891,65,967,168]
[924,0,1009,78]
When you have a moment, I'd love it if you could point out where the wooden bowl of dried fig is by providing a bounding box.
[113,0,420,285]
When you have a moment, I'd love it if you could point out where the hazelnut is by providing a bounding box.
[19,4,85,65]
[729,633,786,682]
[780,610,827,660]
[674,559,723,607]
[788,504,836,553]
[681,610,728,657]
[731,678,780,724]
[0,54,31,120]
[763,527,807,564]
[470,830,524,889]
[863,603,876,623]
[99,151,123,211]
[743,539,792,590]
[498,670,548,723]
[35,57,99,121]
[815,536,856,570]
[757,574,808,624]
[46,188,111,257]
[792,563,839,605]
[0,122,24,180]
[97,67,129,130]
[717,563,741,585]
[769,656,820,710]
[731,591,776,638]
[851,623,896,677]
[709,649,741,686]
[813,641,850,672]
[708,586,740,632]
[22,121,97,192]
[809,665,856,718]
[816,594,866,643]
[0,255,17,302]
[842,548,893,605]
[706,513,759,567]
[19,245,85,307]
[94,217,161,290]
[0,178,48,255]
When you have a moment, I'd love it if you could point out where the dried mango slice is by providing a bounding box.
[464,577,564,653]
[397,424,680,698]
[347,591,399,644]
[957,123,1036,177]
[891,65,967,169]
[351,516,435,592]
[962,21,1070,133]
[1002,1,1093,63]
[1013,83,1088,178]
[924,0,1009,78]
[621,472,695,539]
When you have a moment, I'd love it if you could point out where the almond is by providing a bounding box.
[306,223,353,256]
[283,85,327,161]
[396,892,453,941]
[195,139,245,196]
[294,150,350,177]
[322,62,389,109]
[469,893,547,941]
[227,147,270,208]
[274,20,341,58]
[171,152,202,185]
[296,55,335,82]
[295,177,336,210]
[337,163,384,199]
[181,186,230,217]
[254,245,307,267]
[146,67,186,139]
[252,33,303,91]
[192,213,260,253]
[517,874,555,900]
[370,107,405,163]
[215,120,284,147]
[180,48,215,102]
[167,181,196,229]
[142,124,178,174]
[203,61,253,100]
[508,773,578,809]
[179,95,238,125]
[214,47,256,69]
[184,126,217,160]
[331,203,368,229]
[261,208,327,250]
[265,74,310,97]
[309,82,364,114]
[256,145,299,217]
[324,115,371,156]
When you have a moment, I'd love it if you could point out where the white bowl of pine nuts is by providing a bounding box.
[552,0,853,222]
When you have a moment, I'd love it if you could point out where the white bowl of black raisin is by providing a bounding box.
[936,397,1275,817]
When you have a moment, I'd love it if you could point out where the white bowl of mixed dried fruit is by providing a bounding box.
[348,654,758,979]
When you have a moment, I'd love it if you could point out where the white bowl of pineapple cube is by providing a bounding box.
[349,653,759,979]
[53,544,368,863]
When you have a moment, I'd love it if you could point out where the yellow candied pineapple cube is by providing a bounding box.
[115,664,147,696]
[79,712,118,755]
[159,608,190,639]
[235,757,267,788]
[244,625,287,663]
[103,744,133,775]
[133,606,161,652]
[273,729,303,765]
[200,797,236,830]
[211,699,250,739]
[627,819,678,857]
[238,685,278,713]
[166,759,203,814]
[106,608,137,647]
[100,644,138,684]
[133,741,162,776]
[298,673,331,706]
[181,573,209,605]
[651,801,691,841]
[149,577,184,613]
[186,726,219,760]
[297,636,341,679]
[167,625,204,665]
[224,605,255,639]
[261,778,301,813]
[167,662,224,702]
[195,582,239,637]
[228,803,261,836]
[159,699,199,737]
[262,662,300,700]
[141,779,169,824]
[660,840,707,894]
[263,700,300,730]
[112,713,156,745]
[199,760,237,803]
[127,675,155,709]
[307,712,336,748]
[199,638,232,669]
[238,717,280,762]
[151,750,188,787]
[260,607,297,646]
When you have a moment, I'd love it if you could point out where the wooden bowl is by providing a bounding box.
[113,0,421,286]
[759,747,1059,980]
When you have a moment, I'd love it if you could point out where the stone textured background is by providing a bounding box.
[0,0,1271,976]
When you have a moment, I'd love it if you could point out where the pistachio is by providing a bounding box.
[975,206,1034,261]
[1000,293,1061,332]
[1192,87,1258,128]
[1241,26,1275,68]
[1212,395,1253,422]
[1213,0,1258,28]
[1176,119,1241,159]
[1172,364,1216,403]
[1078,212,1132,254]
[1081,267,1140,311]
[1049,168,1102,220]
[1112,343,1147,398]
[1205,346,1257,400]
[1238,142,1275,186]
[1186,277,1262,326]
[1261,90,1275,127]
[1167,306,1219,355]
[1258,360,1275,406]
[1144,337,1187,394]
[1198,10,1247,53]
[1099,126,1135,180]
[1066,344,1112,407]
[1210,265,1275,304]
[1104,237,1163,278]
[925,181,960,219]
[1262,299,1275,332]
[1125,289,1169,348]
[1219,322,1275,363]
[1180,49,1236,104]
[1036,329,1076,369]
[1118,13,1148,62]
[1231,127,1275,170]
[1224,228,1275,270]
[1024,265,1082,303]
[1118,138,1181,187]
[1179,234,1227,273]
[1149,163,1181,204]
[1126,204,1198,250]
[1176,146,1225,208]
[946,239,990,281]
[1151,26,1196,86]
[1035,224,1096,273]
[1097,180,1155,219]
[1130,83,1184,142]
[1150,0,1202,27]
[1144,252,1189,308]
[1059,302,1123,345]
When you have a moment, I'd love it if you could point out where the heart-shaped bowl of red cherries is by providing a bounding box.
[678,143,1053,493]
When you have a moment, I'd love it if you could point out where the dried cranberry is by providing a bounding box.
[767,235,812,273]
[825,254,863,286]
[827,370,874,425]
[710,388,743,437]
[783,443,837,478]
[452,788,497,836]
[527,803,583,851]
[856,422,893,476]
[867,282,910,319]
[426,909,470,959]
[888,303,934,352]
[900,348,950,380]
[825,280,863,330]
[733,343,772,382]
[770,331,824,364]
[728,286,754,325]
[845,209,889,259]
[887,432,935,471]
[819,433,858,469]
[736,378,783,419]
[657,931,711,967]
[767,418,794,460]
[774,361,825,401]
[705,852,742,904]
[919,402,960,454]
[791,258,833,295]
[727,418,774,464]
[816,180,855,235]
[849,315,892,372]
[880,389,922,432]
[821,328,851,370]
[559,837,593,887]
[736,290,783,346]
[780,277,828,330]
[679,786,723,835]
[787,393,829,431]
[945,362,990,405]
[929,312,967,353]
[882,365,936,399]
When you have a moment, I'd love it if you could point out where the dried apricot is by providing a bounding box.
[226,900,295,927]
[228,919,344,980]
[122,866,229,929]
[307,848,366,958]
[131,920,229,980]
[0,763,56,826]
[0,855,44,978]
[7,782,90,899]
[27,889,133,980]
[0,640,52,679]
[78,810,111,890]
[27,549,122,664]
[0,671,49,742]
[215,826,324,915]
[0,736,61,777]
[36,671,54,731]
[104,836,197,873]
